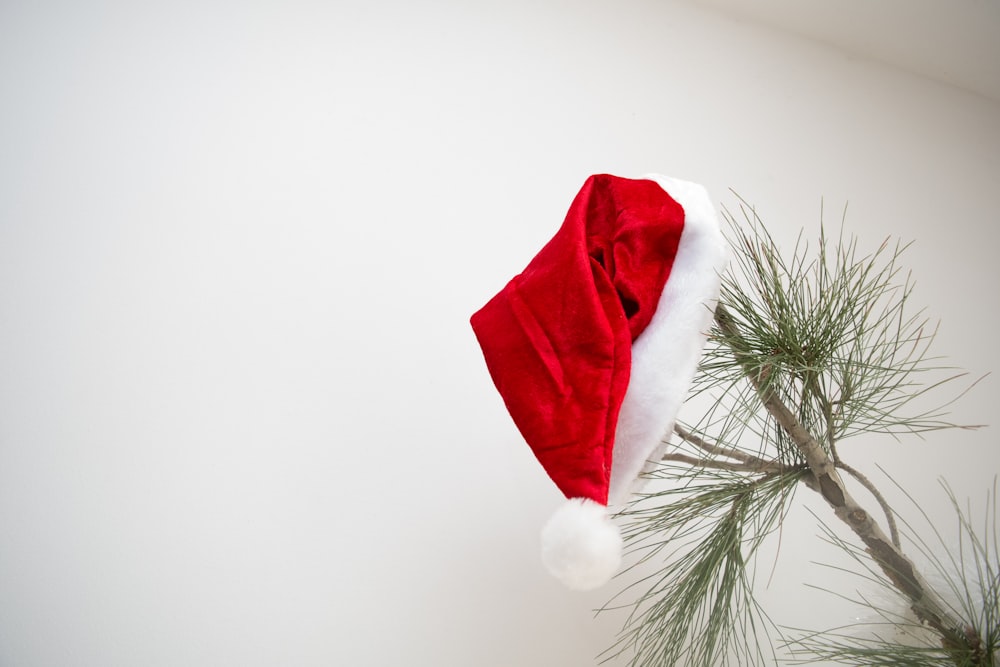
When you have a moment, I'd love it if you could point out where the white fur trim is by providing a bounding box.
[607,175,728,506]
[540,498,623,590]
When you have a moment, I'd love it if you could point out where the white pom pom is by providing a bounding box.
[540,498,623,590]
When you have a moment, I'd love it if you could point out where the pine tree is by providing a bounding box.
[601,198,997,666]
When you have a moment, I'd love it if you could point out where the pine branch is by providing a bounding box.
[786,481,1000,666]
[716,301,979,661]
[606,201,990,667]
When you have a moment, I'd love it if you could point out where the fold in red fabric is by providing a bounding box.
[471,175,685,504]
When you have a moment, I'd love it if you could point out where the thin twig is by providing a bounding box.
[662,451,787,475]
[836,460,902,549]
[673,423,762,465]
[814,376,900,548]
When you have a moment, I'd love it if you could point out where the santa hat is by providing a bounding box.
[470,174,727,590]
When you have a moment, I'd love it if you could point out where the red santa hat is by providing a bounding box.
[470,173,727,590]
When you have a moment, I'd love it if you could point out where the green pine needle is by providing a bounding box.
[600,466,806,666]
[698,198,979,445]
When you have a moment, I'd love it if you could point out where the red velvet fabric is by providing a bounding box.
[471,175,685,504]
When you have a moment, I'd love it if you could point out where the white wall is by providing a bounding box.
[1,1,997,665]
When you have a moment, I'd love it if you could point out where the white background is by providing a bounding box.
[1,1,998,665]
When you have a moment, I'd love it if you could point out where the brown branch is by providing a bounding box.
[662,451,787,475]
[668,423,791,474]
[714,303,974,658]
[673,423,761,465]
